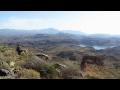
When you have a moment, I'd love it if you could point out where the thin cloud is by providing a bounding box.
[2,17,53,30]
[1,11,120,35]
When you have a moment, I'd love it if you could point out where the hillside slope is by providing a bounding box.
[0,44,120,79]
[83,64,120,79]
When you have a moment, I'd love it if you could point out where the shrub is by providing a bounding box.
[56,60,83,79]
[16,69,41,79]
[47,64,58,78]
[60,68,82,79]
[4,49,17,57]
[0,45,10,52]
[20,50,34,60]
[15,60,27,68]
[24,56,48,70]
[24,56,58,79]
[0,53,17,63]
[0,53,17,64]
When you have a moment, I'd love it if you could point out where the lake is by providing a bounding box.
[79,44,115,50]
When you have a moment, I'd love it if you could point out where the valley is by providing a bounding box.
[0,28,120,79]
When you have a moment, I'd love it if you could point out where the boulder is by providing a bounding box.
[0,69,10,76]
[16,45,26,55]
[55,63,68,69]
[36,53,49,61]
[39,70,49,79]
[0,61,10,71]
[80,55,104,72]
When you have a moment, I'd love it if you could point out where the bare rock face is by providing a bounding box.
[0,61,18,78]
[80,55,104,71]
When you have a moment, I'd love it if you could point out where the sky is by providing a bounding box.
[0,11,120,35]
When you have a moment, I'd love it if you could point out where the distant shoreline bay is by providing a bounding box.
[79,44,116,50]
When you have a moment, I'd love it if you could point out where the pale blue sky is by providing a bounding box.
[0,11,120,35]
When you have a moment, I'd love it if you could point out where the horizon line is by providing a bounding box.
[0,28,119,35]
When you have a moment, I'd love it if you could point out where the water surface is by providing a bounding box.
[79,44,115,50]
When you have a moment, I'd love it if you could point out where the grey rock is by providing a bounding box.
[36,53,49,61]
[40,70,49,79]
[0,61,10,71]
[0,69,9,76]
[0,68,15,76]
[55,63,68,69]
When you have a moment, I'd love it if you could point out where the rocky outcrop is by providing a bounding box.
[0,69,9,76]
[55,64,83,79]
[0,69,14,76]
[55,63,68,69]
[0,61,22,79]
[0,68,15,79]
[80,55,104,71]
[36,53,49,61]
[0,61,10,70]
[39,70,49,79]
[16,45,26,55]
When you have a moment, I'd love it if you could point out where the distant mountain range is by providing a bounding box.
[61,30,86,35]
[0,28,120,38]
[0,28,86,37]
[87,34,120,38]
[1,28,120,47]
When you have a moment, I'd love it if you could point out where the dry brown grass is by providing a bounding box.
[4,49,18,57]
[16,68,41,79]
[59,67,83,79]
[83,64,120,79]
[0,53,17,64]
[24,56,49,70]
